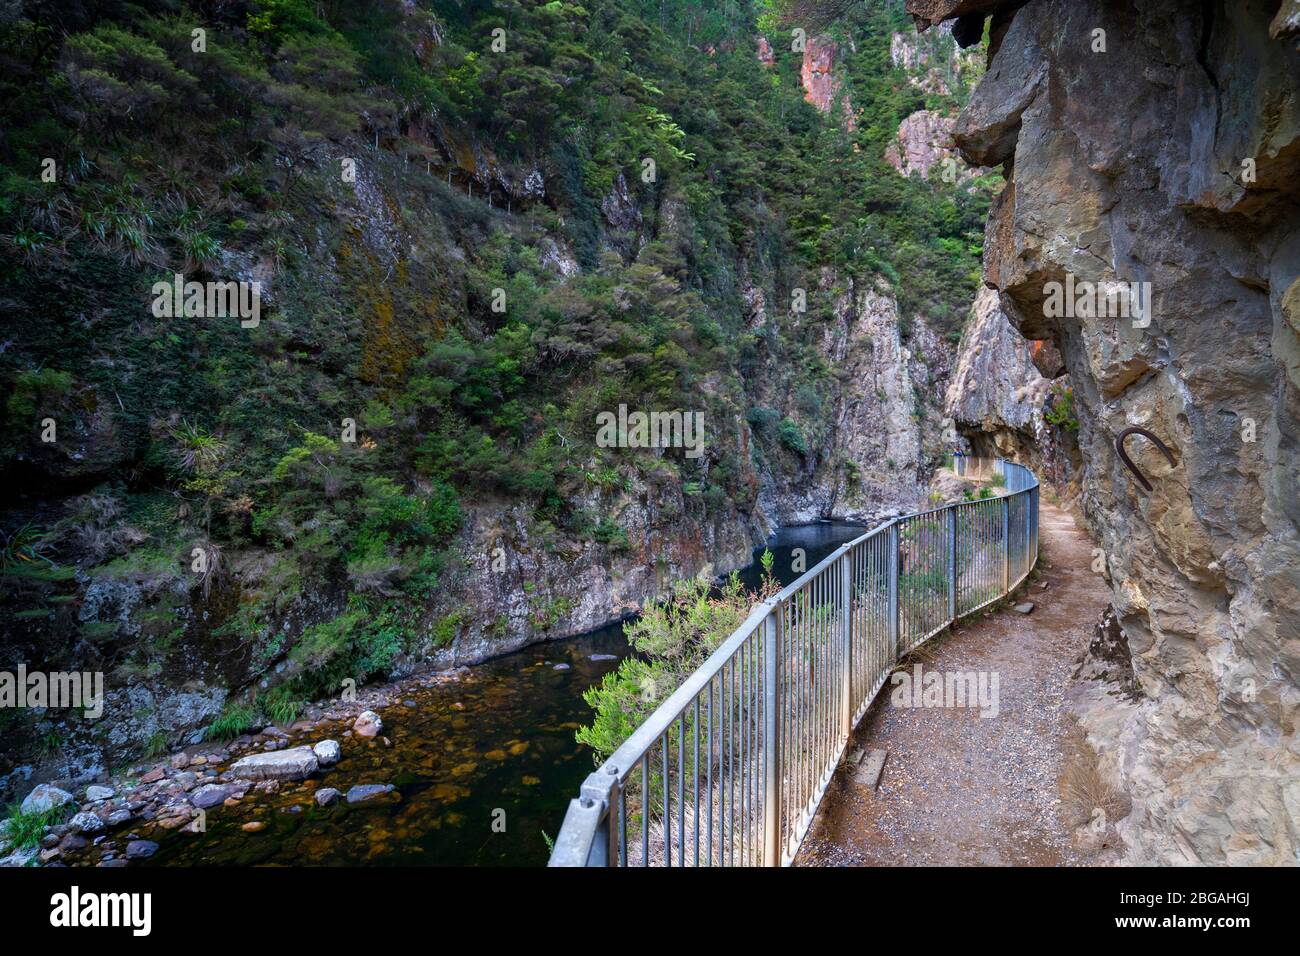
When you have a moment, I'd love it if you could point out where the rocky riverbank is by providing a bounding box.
[1,667,470,867]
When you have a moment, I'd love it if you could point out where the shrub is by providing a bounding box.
[777,418,807,456]
[3,801,70,850]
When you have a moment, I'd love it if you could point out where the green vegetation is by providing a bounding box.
[2,801,70,850]
[0,0,991,730]
[205,702,258,742]
[1045,381,1079,432]
[577,570,775,762]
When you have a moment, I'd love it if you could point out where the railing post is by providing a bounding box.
[947,506,957,623]
[1026,486,1033,563]
[1001,495,1010,594]
[762,607,781,867]
[839,547,852,742]
[887,521,900,659]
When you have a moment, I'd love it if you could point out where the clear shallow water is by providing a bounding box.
[142,521,869,867]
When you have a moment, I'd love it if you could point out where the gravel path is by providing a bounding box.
[796,502,1112,866]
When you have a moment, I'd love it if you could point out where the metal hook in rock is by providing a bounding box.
[1115,426,1177,494]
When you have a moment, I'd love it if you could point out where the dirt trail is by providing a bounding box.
[796,501,1113,866]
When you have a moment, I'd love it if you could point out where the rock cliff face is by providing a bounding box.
[800,34,857,130]
[884,110,958,179]
[944,286,1075,486]
[432,275,954,665]
[756,279,949,526]
[912,0,1300,865]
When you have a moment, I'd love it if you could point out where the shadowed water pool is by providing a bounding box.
[141,521,869,866]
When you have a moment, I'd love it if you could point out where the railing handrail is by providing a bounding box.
[550,457,1039,867]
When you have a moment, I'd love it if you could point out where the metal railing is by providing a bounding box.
[549,458,1039,867]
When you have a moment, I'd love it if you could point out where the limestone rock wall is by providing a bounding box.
[941,283,1071,486]
[911,0,1300,865]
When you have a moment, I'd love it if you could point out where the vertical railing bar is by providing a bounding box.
[662,731,670,868]
[707,677,713,866]
[640,752,648,868]
[762,605,780,865]
[677,712,685,868]
[888,521,900,664]
[619,784,627,867]
[693,695,700,867]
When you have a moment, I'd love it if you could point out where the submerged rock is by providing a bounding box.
[354,711,383,738]
[125,840,158,860]
[346,784,395,805]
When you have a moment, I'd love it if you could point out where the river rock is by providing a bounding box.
[313,739,341,766]
[190,784,236,809]
[353,711,383,738]
[58,833,88,853]
[170,752,190,770]
[346,784,395,804]
[68,811,105,834]
[21,783,73,815]
[230,746,319,781]
[314,787,341,807]
[125,840,158,860]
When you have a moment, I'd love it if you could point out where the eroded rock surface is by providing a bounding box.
[913,0,1300,865]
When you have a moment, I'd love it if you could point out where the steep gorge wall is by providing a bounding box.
[911,0,1300,864]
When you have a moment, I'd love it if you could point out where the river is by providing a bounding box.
[142,521,869,866]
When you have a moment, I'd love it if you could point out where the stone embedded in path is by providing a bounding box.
[346,784,395,805]
[1014,602,1035,614]
[230,745,319,781]
[313,739,341,766]
[21,783,72,815]
[853,749,889,791]
[353,711,383,738]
